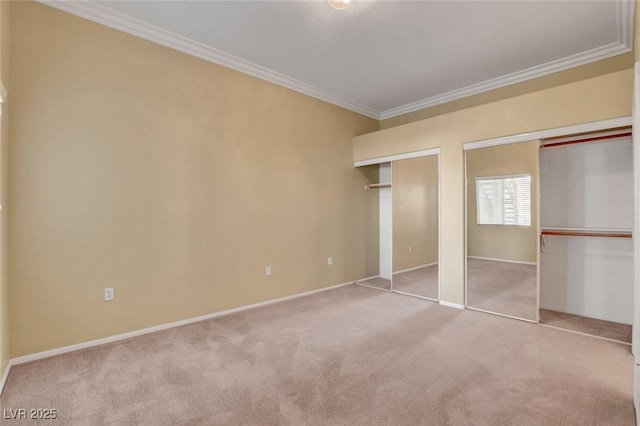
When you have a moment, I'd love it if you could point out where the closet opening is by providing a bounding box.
[357,162,393,291]
[539,127,633,345]
[354,149,441,302]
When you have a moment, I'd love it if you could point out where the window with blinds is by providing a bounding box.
[476,174,531,226]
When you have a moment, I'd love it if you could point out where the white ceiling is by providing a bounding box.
[44,1,634,119]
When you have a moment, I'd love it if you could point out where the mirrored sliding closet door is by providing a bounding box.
[391,155,439,300]
[465,142,538,321]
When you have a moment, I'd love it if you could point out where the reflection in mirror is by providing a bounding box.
[392,155,439,300]
[357,162,392,291]
[465,142,538,321]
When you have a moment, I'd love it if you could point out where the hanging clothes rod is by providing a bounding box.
[540,132,632,149]
[540,229,632,238]
[365,183,391,190]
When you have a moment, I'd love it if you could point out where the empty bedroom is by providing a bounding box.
[0,1,639,424]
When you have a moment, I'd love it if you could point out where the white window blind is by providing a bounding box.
[476,174,531,226]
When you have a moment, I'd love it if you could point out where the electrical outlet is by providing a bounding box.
[265,266,272,276]
[328,256,333,266]
[408,246,412,253]
[104,287,114,301]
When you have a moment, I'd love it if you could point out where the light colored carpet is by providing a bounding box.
[467,258,537,321]
[540,308,632,344]
[1,285,634,425]
[392,264,438,299]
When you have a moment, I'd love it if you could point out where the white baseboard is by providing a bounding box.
[3,278,360,392]
[467,256,537,266]
[357,274,381,282]
[439,300,465,310]
[393,261,438,275]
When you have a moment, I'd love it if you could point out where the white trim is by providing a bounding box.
[463,117,633,151]
[380,0,634,120]
[634,62,640,363]
[538,323,632,346]
[357,274,381,282]
[464,151,468,307]
[392,290,438,303]
[466,306,537,324]
[619,0,635,58]
[38,1,379,119]
[8,280,357,366]
[355,275,394,292]
[354,148,440,168]
[467,256,537,266]
[0,359,13,396]
[632,66,640,424]
[439,300,465,310]
[356,282,392,292]
[393,261,438,275]
[380,44,631,120]
[536,153,541,324]
[437,153,442,302]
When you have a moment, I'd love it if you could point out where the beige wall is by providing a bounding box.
[0,0,9,377]
[393,155,438,272]
[8,2,378,357]
[355,69,633,305]
[466,141,539,264]
[633,0,640,61]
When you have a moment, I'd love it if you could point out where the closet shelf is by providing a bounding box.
[540,228,632,238]
[364,183,391,190]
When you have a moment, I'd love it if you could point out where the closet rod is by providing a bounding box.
[540,132,631,149]
[365,183,391,190]
[540,229,632,238]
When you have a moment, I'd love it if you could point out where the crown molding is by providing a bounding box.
[39,0,634,123]
[38,0,380,119]
[380,0,635,120]
[380,42,632,120]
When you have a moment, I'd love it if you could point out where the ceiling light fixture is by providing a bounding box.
[328,0,354,11]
